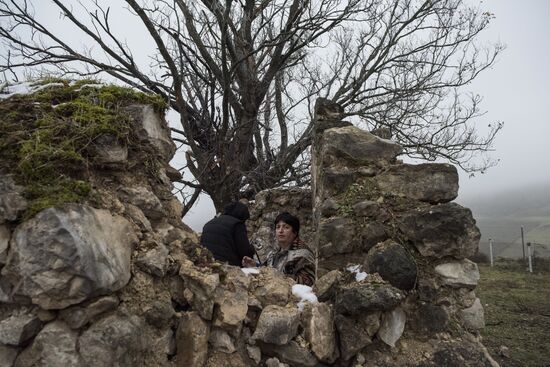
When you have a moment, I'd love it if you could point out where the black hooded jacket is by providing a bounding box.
[200,202,254,267]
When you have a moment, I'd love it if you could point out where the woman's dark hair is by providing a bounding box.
[274,212,300,236]
[223,201,250,221]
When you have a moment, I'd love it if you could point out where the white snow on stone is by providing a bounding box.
[292,284,318,310]
[241,267,260,275]
[346,264,368,282]
[0,81,65,100]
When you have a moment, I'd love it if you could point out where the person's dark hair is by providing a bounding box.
[223,201,250,221]
[274,212,300,236]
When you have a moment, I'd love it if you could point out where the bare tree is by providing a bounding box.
[0,0,503,211]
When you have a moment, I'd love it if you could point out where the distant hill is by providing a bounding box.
[457,181,550,259]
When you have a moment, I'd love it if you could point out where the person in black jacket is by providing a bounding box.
[200,201,255,267]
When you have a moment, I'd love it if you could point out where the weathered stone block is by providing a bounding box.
[459,298,485,331]
[302,303,339,363]
[334,283,405,315]
[176,311,210,367]
[2,204,136,309]
[376,163,458,203]
[364,241,417,291]
[398,203,480,258]
[378,307,406,348]
[124,104,176,161]
[14,321,80,367]
[321,126,402,167]
[334,312,380,360]
[435,259,480,289]
[0,312,42,346]
[79,313,146,367]
[251,305,300,345]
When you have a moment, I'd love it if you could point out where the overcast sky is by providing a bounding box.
[456,0,550,198]
[4,1,549,231]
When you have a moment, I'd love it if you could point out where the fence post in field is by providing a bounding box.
[527,242,533,273]
[489,238,494,267]
[521,226,526,261]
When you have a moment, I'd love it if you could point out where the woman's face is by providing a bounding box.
[275,220,297,250]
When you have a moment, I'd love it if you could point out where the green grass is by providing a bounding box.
[477,260,550,367]
[0,78,167,220]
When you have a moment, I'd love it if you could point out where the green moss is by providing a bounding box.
[0,78,167,220]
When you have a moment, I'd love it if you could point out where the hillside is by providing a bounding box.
[457,182,550,258]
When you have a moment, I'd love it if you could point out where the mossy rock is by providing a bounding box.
[0,78,168,220]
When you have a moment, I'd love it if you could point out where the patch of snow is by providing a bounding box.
[346,264,368,282]
[241,268,260,275]
[292,284,318,310]
[0,81,64,100]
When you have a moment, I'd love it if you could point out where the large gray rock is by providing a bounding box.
[176,311,209,367]
[376,163,458,203]
[0,224,10,265]
[1,204,136,309]
[0,175,27,224]
[59,295,119,329]
[213,266,249,329]
[364,241,417,291]
[251,305,300,345]
[179,259,220,320]
[314,270,342,302]
[302,303,339,363]
[398,203,480,258]
[460,298,485,331]
[335,312,380,360]
[0,312,42,346]
[14,321,81,367]
[334,283,405,315]
[435,259,480,289]
[378,307,406,347]
[321,126,402,166]
[118,186,164,220]
[250,267,293,308]
[125,104,176,161]
[79,312,146,367]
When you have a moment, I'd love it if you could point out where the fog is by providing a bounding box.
[456,0,550,199]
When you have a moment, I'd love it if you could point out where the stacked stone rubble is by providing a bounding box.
[0,85,498,367]
[307,99,494,366]
[0,85,204,366]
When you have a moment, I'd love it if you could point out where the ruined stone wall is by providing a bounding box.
[0,83,497,367]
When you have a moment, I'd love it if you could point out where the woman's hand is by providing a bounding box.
[241,256,256,268]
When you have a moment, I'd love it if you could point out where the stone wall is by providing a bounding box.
[0,84,497,367]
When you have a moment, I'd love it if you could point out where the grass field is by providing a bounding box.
[477,260,550,367]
